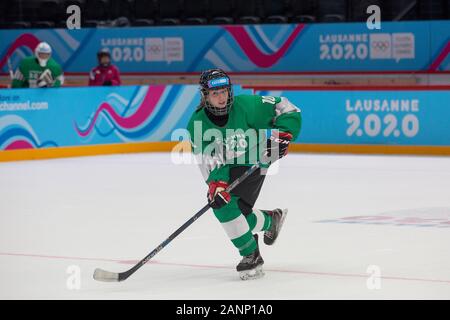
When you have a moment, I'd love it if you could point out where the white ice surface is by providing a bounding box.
[0,152,449,299]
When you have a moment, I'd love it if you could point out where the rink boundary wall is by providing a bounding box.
[1,85,450,162]
[1,142,450,162]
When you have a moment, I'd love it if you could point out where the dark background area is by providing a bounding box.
[0,0,449,29]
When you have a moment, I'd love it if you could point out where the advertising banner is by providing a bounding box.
[1,21,449,74]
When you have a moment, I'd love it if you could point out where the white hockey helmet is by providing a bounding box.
[35,42,52,67]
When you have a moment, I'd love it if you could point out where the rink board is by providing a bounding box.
[0,85,449,161]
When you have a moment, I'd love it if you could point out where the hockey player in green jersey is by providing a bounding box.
[187,69,301,280]
[11,42,64,88]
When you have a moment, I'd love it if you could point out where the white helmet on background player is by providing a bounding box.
[35,42,52,67]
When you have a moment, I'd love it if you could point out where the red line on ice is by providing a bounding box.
[1,252,449,285]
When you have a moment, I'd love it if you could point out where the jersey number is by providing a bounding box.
[262,96,276,105]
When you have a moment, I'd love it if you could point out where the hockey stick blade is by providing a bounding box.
[93,268,120,282]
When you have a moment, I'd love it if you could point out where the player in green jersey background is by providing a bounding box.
[187,69,302,280]
[11,42,64,89]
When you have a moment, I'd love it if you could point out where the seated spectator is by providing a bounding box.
[89,49,121,86]
[11,42,64,88]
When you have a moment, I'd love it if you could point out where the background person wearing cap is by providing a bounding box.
[11,42,64,88]
[88,49,121,87]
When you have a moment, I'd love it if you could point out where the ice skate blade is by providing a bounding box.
[239,265,265,281]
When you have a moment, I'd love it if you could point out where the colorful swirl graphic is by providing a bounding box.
[0,29,92,72]
[188,24,305,71]
[0,115,57,150]
[0,33,41,70]
[222,24,305,68]
[74,85,185,141]
[428,41,450,71]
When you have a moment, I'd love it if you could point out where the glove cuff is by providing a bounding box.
[278,132,293,140]
[209,180,229,189]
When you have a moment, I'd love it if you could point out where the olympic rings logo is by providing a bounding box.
[148,44,162,53]
[371,41,390,51]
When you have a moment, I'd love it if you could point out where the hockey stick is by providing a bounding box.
[93,161,263,282]
[7,58,14,80]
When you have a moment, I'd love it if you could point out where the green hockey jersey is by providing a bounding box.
[11,56,64,88]
[187,94,302,183]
